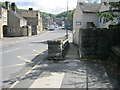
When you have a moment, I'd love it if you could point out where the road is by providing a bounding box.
[0,28,68,88]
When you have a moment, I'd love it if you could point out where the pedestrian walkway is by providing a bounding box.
[9,43,118,89]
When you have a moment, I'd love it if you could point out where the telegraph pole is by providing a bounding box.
[66,0,69,39]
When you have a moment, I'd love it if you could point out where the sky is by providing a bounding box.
[0,0,100,14]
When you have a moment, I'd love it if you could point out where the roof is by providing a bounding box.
[17,9,40,17]
[9,10,27,21]
[79,3,101,13]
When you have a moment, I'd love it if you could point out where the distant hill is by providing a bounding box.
[56,10,72,18]
[41,10,75,30]
[41,10,75,19]
[41,12,56,17]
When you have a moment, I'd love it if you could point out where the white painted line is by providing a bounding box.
[17,56,32,63]
[0,48,20,54]
[9,62,43,88]
[10,81,20,88]
[29,72,65,88]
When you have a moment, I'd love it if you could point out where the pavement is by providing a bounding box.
[1,29,69,88]
[1,29,119,89]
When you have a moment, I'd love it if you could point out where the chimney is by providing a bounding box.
[29,8,33,11]
[11,3,16,12]
[5,1,10,10]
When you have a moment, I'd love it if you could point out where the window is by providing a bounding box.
[76,22,81,25]
[9,29,12,32]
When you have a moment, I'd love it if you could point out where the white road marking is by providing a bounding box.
[29,72,65,88]
[0,48,20,54]
[9,62,43,88]
[10,81,20,88]
[17,56,32,63]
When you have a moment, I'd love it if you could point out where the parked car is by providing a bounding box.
[49,25,55,31]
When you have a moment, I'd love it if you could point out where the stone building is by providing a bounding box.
[17,8,43,35]
[6,2,31,37]
[42,16,48,30]
[0,4,7,39]
[73,2,109,45]
[73,1,120,45]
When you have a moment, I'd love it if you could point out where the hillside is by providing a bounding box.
[41,10,75,19]
[41,10,75,30]
[41,12,56,17]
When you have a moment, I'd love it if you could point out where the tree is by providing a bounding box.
[97,1,120,24]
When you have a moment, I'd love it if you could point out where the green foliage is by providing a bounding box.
[97,11,118,22]
[109,2,120,10]
[98,1,120,23]
[67,9,75,29]
[41,12,56,17]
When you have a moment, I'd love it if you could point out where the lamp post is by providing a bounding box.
[66,0,69,39]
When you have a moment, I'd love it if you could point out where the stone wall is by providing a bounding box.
[47,36,69,60]
[79,28,113,58]
[109,24,120,46]
[110,46,120,80]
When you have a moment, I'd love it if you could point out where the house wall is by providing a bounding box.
[21,26,32,36]
[0,18,2,39]
[73,3,83,45]
[7,10,27,36]
[17,10,43,35]
[73,3,101,45]
[73,3,83,31]
[38,18,43,33]
[82,13,99,28]
[0,7,7,38]
[7,11,21,36]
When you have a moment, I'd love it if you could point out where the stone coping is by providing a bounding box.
[111,46,120,57]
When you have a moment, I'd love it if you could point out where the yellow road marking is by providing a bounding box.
[0,32,47,46]
[1,63,26,68]
[1,40,24,45]
[0,38,32,45]
[17,56,32,63]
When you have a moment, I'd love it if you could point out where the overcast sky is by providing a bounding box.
[1,0,100,14]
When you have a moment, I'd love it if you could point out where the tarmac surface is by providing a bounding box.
[1,29,119,89]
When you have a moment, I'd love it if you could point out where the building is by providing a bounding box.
[73,2,109,45]
[17,8,43,35]
[42,16,48,30]
[5,2,31,37]
[0,4,7,39]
